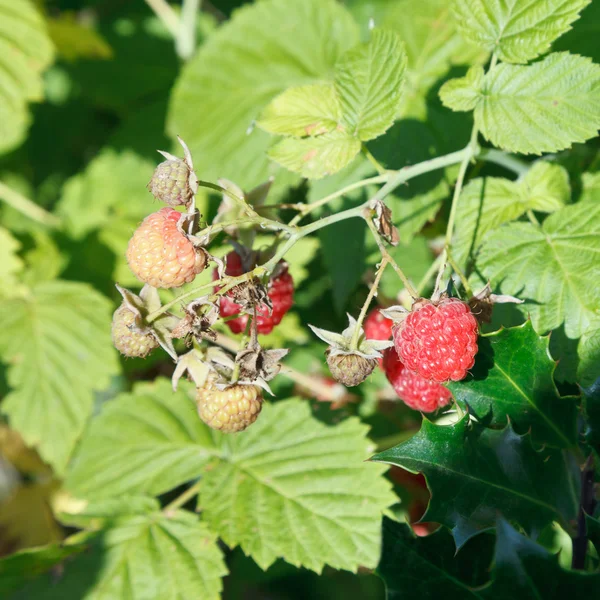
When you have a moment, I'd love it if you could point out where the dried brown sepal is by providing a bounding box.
[371,199,399,246]
[236,345,289,382]
[171,297,219,342]
[468,282,524,324]
[230,279,272,313]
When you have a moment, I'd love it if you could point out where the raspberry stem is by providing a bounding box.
[0,181,62,228]
[350,258,389,350]
[163,480,202,514]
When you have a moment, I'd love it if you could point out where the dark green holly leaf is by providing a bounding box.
[0,542,85,596]
[481,519,600,599]
[372,417,579,548]
[377,517,493,599]
[447,322,577,448]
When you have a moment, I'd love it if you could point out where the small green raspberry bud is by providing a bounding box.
[326,350,377,387]
[111,304,158,358]
[196,384,263,433]
[148,159,193,207]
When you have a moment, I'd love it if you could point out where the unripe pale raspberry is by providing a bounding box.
[393,297,478,383]
[214,251,294,334]
[382,348,452,412]
[148,159,193,207]
[196,384,263,433]
[326,351,377,387]
[126,207,206,288]
[111,304,158,358]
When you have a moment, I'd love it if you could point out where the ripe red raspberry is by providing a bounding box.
[126,207,206,288]
[382,348,452,412]
[364,308,394,341]
[196,384,263,433]
[393,297,478,383]
[215,251,294,334]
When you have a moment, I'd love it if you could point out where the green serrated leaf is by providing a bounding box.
[481,519,600,599]
[201,398,396,573]
[476,199,600,338]
[377,518,494,599]
[447,322,577,447]
[0,226,23,293]
[439,66,484,111]
[16,511,227,600]
[370,0,485,119]
[578,319,600,388]
[334,28,407,140]
[268,131,361,179]
[0,0,54,154]
[372,417,579,548]
[474,53,600,155]
[552,0,600,62]
[0,281,119,474]
[452,0,591,63]
[452,161,570,269]
[66,379,217,499]
[0,541,85,596]
[168,0,359,192]
[257,83,341,137]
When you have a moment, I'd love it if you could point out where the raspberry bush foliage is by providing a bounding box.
[0,0,599,598]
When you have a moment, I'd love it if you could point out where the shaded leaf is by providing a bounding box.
[0,281,119,473]
[452,0,591,63]
[439,66,484,111]
[377,517,494,599]
[447,322,577,447]
[66,379,217,499]
[578,318,600,388]
[372,417,579,548]
[201,398,396,572]
[476,199,600,338]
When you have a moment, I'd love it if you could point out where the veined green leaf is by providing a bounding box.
[452,161,570,268]
[480,519,600,599]
[377,518,494,599]
[0,0,54,154]
[66,379,218,499]
[475,53,600,154]
[268,131,361,179]
[439,66,484,111]
[578,318,600,388]
[373,417,579,548]
[16,509,227,600]
[0,227,23,293]
[168,0,359,191]
[447,322,578,448]
[0,281,119,474]
[476,199,600,338]
[201,399,396,572]
[452,0,591,63]
[257,83,342,137]
[334,28,407,140]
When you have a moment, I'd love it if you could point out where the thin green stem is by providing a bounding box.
[362,144,387,175]
[287,174,388,227]
[526,209,541,227]
[365,215,418,298]
[163,481,202,513]
[416,254,443,297]
[176,0,201,59]
[350,258,388,349]
[144,0,180,36]
[446,251,473,296]
[0,181,61,228]
[479,148,529,177]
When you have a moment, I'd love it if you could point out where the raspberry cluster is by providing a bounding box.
[364,302,475,413]
[215,250,294,335]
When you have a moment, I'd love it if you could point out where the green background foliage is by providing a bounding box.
[0,0,599,598]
